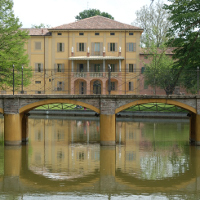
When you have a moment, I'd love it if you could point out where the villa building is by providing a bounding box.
[24,16,143,95]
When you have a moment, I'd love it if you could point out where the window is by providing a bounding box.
[79,32,84,35]
[55,63,64,72]
[110,64,116,72]
[141,66,145,74]
[57,33,62,35]
[111,82,116,90]
[57,81,64,91]
[94,64,100,72]
[129,64,133,72]
[37,91,41,94]
[129,82,134,91]
[95,43,100,52]
[35,63,43,72]
[110,32,115,35]
[110,43,115,51]
[127,43,136,52]
[57,43,64,52]
[80,82,85,94]
[129,32,134,35]
[35,81,41,84]
[95,32,99,35]
[79,43,84,51]
[35,42,41,50]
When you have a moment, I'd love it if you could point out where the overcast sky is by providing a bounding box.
[13,0,167,28]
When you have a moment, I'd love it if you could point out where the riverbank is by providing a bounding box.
[29,110,189,119]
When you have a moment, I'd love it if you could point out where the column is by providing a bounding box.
[103,60,105,72]
[195,114,200,145]
[72,60,74,72]
[119,60,121,72]
[4,114,22,146]
[100,99,116,146]
[87,60,89,72]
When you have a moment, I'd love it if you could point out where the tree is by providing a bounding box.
[163,0,200,93]
[132,0,171,47]
[31,23,51,28]
[143,43,177,95]
[75,9,114,20]
[0,0,32,91]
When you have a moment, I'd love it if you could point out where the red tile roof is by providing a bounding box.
[50,15,143,30]
[21,28,51,36]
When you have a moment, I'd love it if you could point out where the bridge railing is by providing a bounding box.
[1,68,199,95]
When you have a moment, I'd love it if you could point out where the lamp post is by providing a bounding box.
[108,64,111,95]
[197,66,199,95]
[13,65,14,95]
[22,66,24,94]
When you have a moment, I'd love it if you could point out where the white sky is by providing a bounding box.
[12,0,167,28]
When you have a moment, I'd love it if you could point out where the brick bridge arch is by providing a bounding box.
[115,98,197,114]
[19,99,100,114]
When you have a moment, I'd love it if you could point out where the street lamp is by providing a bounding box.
[22,66,24,94]
[108,64,111,95]
[13,64,14,95]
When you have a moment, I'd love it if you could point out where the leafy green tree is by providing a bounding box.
[163,0,200,93]
[143,43,177,95]
[0,0,32,91]
[75,9,114,20]
[132,0,171,47]
[31,23,51,28]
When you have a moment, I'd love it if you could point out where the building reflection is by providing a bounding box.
[1,117,200,198]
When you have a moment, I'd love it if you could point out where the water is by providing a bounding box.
[1,116,200,199]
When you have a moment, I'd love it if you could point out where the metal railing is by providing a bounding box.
[1,67,199,95]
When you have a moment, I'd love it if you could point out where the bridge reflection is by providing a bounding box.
[1,118,200,198]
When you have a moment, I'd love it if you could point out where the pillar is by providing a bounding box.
[195,114,200,145]
[22,113,29,144]
[100,114,116,146]
[190,113,196,144]
[3,146,21,192]
[4,114,22,146]
[100,146,116,191]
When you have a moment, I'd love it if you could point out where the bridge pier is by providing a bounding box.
[4,114,22,146]
[190,113,200,145]
[100,114,116,145]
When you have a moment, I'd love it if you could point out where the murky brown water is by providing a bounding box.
[1,116,200,199]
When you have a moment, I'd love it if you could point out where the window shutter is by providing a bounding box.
[54,64,57,73]
[77,43,79,52]
[84,64,87,72]
[35,63,38,72]
[134,64,136,72]
[62,64,65,72]
[62,81,65,91]
[57,43,60,52]
[91,64,94,72]
[84,43,86,52]
[91,43,94,56]
[115,43,118,52]
[77,64,79,72]
[133,43,136,52]
[141,67,145,74]
[126,64,129,72]
[62,43,64,52]
[100,42,103,56]
[41,64,43,72]
[126,43,129,52]
[131,82,134,91]
[108,43,110,52]
[115,64,117,72]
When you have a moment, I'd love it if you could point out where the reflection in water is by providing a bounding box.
[1,116,200,199]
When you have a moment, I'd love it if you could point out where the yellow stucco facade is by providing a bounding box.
[22,16,143,95]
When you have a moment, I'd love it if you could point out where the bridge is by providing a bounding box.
[0,94,200,146]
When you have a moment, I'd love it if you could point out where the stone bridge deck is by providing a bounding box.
[0,94,199,146]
